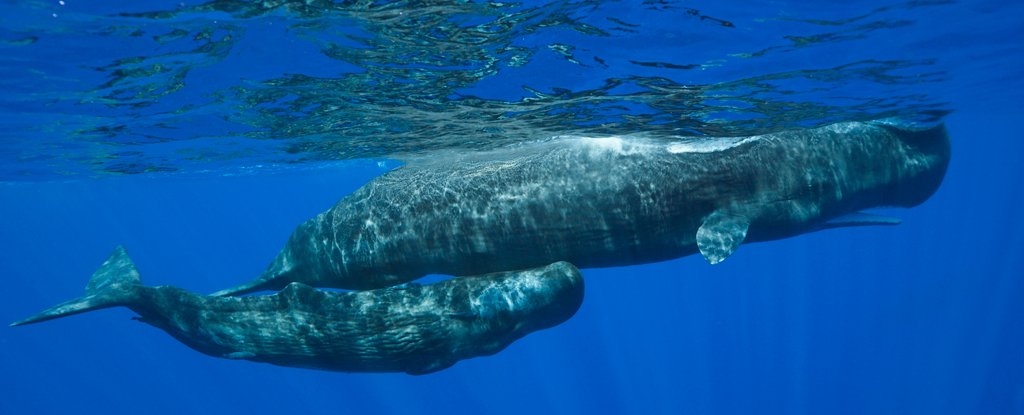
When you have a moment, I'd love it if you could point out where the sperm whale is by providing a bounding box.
[217,121,950,295]
[12,248,583,374]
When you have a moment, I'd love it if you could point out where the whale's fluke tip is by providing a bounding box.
[10,313,54,327]
[11,247,142,327]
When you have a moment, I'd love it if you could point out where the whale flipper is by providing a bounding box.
[11,246,141,326]
[696,211,750,265]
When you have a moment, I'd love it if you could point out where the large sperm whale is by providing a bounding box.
[216,120,950,295]
[12,248,583,374]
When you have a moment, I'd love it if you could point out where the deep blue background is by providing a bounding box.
[2,0,1023,414]
[2,109,1022,414]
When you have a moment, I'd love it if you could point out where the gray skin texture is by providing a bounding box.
[220,121,950,295]
[11,248,584,375]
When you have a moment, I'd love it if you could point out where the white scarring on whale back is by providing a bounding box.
[666,135,759,154]
[566,121,920,156]
[557,133,763,156]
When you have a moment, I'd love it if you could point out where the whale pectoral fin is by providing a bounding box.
[820,211,902,230]
[696,212,750,265]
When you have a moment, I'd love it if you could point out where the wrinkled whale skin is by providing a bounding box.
[12,248,584,375]
[231,121,949,293]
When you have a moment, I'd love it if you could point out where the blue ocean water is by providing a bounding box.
[1,1,1022,414]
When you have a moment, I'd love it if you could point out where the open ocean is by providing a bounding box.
[1,1,1022,414]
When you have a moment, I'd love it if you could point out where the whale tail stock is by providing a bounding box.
[10,246,142,327]
[209,277,275,297]
[209,249,297,297]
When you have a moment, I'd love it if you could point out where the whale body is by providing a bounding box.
[219,121,950,295]
[12,248,583,374]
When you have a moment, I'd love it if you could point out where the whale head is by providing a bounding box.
[880,122,951,208]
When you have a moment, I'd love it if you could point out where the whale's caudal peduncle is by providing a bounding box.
[13,247,584,374]
[218,121,949,295]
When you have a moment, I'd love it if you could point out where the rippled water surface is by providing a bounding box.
[3,0,1018,178]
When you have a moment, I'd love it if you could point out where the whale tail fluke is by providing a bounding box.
[11,246,142,327]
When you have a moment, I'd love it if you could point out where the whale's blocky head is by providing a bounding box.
[426,260,584,373]
[882,122,951,208]
[500,261,585,333]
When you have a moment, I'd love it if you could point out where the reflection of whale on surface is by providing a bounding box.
[12,248,583,375]
[219,121,950,295]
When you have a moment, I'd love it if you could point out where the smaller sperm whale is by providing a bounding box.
[12,247,584,374]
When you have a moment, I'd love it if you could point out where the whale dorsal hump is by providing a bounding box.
[697,211,750,265]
